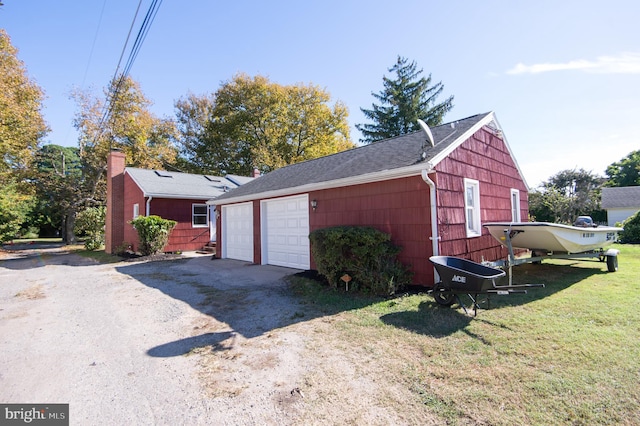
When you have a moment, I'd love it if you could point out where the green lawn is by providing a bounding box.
[290,244,640,424]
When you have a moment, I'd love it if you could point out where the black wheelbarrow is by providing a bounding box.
[429,256,544,315]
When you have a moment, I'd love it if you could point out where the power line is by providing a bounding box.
[121,0,163,79]
[93,0,164,150]
[80,0,108,88]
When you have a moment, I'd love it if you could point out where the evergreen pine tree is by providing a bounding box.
[356,56,454,144]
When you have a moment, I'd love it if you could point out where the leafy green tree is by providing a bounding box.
[0,183,34,242]
[530,169,604,224]
[74,76,178,172]
[0,29,49,184]
[63,76,178,243]
[605,150,640,187]
[0,29,48,241]
[30,145,83,239]
[75,206,106,250]
[174,74,354,175]
[356,56,454,144]
[173,92,216,173]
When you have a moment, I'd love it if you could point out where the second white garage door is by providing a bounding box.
[261,195,310,270]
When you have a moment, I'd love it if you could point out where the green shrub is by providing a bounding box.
[114,241,132,256]
[618,211,640,244]
[309,226,413,296]
[75,206,106,250]
[0,185,33,243]
[129,215,177,255]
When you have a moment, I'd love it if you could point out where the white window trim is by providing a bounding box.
[192,203,208,228]
[464,178,481,238]
[133,203,140,219]
[510,189,521,222]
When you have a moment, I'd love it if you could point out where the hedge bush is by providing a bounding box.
[309,226,412,296]
[130,215,177,255]
[75,206,106,250]
[618,211,640,244]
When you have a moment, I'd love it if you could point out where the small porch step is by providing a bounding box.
[199,241,216,254]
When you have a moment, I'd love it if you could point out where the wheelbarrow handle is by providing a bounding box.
[493,283,545,290]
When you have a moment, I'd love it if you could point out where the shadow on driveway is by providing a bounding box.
[115,257,317,356]
[146,331,237,357]
[1,242,98,269]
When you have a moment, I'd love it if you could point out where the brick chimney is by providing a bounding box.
[105,151,126,254]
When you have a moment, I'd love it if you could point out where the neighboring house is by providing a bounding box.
[211,112,529,286]
[105,151,255,254]
[601,186,640,226]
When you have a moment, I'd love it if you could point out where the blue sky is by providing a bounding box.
[3,0,639,187]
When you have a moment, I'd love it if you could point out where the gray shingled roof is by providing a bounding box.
[214,112,493,203]
[602,186,640,208]
[126,168,249,199]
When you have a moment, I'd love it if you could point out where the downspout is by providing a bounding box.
[421,168,440,282]
[146,196,153,217]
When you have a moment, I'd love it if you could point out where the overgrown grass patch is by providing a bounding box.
[289,244,640,424]
[72,247,123,263]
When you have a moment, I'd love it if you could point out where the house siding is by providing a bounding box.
[148,198,211,252]
[121,173,211,253]
[123,173,146,252]
[434,127,528,263]
[308,176,434,285]
[607,207,639,226]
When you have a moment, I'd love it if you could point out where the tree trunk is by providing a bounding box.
[63,211,77,244]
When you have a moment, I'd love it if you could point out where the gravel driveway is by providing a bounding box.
[0,244,311,425]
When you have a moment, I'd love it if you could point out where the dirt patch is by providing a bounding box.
[15,284,45,300]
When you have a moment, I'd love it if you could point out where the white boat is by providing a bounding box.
[484,222,623,254]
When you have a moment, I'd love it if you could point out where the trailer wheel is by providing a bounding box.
[433,283,455,306]
[606,255,618,272]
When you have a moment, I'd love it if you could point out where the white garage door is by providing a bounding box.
[222,202,254,262]
[262,195,310,270]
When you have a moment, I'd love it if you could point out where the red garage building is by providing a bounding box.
[211,112,528,286]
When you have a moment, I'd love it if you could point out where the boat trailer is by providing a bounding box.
[488,227,620,287]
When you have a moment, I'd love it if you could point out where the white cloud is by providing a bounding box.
[507,52,640,75]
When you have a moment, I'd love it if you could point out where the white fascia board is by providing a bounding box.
[146,193,221,200]
[428,111,495,167]
[208,162,436,206]
[490,113,530,190]
[427,111,530,191]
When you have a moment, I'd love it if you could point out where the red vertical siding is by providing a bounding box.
[123,173,145,252]
[435,127,528,263]
[148,198,211,252]
[309,176,435,285]
[122,172,211,253]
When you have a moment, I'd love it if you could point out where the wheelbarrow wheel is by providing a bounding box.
[433,283,455,306]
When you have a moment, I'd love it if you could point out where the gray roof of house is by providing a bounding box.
[214,112,501,203]
[125,168,251,199]
[601,186,640,208]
